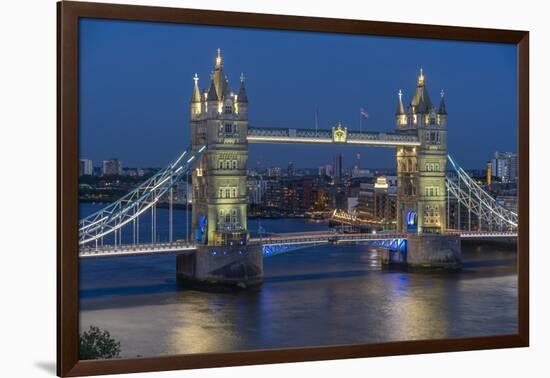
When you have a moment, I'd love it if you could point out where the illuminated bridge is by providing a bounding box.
[78,50,519,285]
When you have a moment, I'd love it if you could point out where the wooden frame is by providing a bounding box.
[57,1,529,376]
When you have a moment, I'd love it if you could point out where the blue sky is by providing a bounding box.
[79,18,517,169]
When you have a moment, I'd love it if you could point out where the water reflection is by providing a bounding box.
[79,204,517,358]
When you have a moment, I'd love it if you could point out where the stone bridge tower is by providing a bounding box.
[396,69,448,234]
[178,49,262,288]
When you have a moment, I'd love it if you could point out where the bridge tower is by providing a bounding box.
[395,68,448,234]
[394,69,460,269]
[177,49,263,288]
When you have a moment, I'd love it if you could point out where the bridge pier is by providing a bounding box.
[381,233,461,270]
[176,243,263,289]
[406,234,461,270]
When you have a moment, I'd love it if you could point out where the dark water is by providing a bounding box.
[79,203,517,358]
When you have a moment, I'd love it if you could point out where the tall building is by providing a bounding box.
[102,159,122,176]
[79,159,93,176]
[373,176,397,224]
[247,178,267,205]
[334,153,343,185]
[486,160,492,186]
[188,48,249,245]
[395,68,448,233]
[287,162,295,177]
[356,178,375,220]
[491,152,518,183]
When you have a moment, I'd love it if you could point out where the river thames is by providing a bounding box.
[79,203,517,358]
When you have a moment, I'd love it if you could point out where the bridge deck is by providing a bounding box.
[79,231,517,259]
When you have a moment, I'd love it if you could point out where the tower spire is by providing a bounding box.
[238,72,248,103]
[396,89,405,115]
[438,89,447,114]
[191,73,201,103]
[215,48,223,69]
[417,67,425,86]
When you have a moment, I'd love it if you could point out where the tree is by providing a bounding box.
[79,326,121,360]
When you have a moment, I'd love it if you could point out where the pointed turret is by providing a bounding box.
[191,73,201,103]
[207,78,218,102]
[395,89,406,127]
[438,89,447,115]
[395,89,405,115]
[410,67,433,114]
[211,48,228,99]
[238,73,248,103]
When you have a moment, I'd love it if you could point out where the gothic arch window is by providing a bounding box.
[232,160,238,169]
[218,160,223,169]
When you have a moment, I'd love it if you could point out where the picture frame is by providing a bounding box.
[57,1,529,376]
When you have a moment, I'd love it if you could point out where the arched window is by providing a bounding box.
[219,188,224,198]
[218,160,223,169]
[232,160,238,169]
[225,188,231,198]
[224,105,233,114]
[231,188,237,198]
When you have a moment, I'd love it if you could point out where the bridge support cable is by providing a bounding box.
[446,155,518,230]
[78,144,207,246]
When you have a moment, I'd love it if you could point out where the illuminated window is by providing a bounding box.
[231,188,237,198]
[232,160,238,169]
[218,160,224,169]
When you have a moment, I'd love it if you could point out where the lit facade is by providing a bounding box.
[189,49,250,246]
[395,69,448,233]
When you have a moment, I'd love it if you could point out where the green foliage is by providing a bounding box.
[79,326,121,360]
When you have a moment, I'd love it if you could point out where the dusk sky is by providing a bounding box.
[79,18,517,170]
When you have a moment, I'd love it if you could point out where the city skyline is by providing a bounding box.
[79,19,517,169]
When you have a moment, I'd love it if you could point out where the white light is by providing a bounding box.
[198,145,207,152]
[187,156,195,163]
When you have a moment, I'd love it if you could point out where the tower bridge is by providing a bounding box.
[79,49,518,288]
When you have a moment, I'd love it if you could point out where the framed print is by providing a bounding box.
[57,1,529,376]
